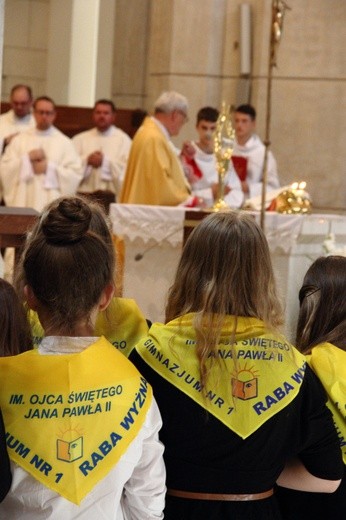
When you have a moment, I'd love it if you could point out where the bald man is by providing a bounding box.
[0,84,35,153]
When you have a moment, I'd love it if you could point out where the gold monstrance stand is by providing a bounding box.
[212,103,235,212]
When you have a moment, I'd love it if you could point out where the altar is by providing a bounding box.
[110,204,346,342]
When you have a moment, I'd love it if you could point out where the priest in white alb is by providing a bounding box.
[0,96,83,212]
[72,99,132,197]
[0,84,35,154]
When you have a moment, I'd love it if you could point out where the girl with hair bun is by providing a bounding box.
[0,196,165,519]
[20,195,149,355]
[130,211,342,520]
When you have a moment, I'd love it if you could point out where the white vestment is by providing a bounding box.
[0,109,35,152]
[0,126,83,212]
[188,142,244,209]
[233,134,280,199]
[72,126,132,195]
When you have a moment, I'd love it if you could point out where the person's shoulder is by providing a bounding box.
[0,109,12,123]
[300,361,329,398]
[112,125,132,142]
[112,296,144,315]
[72,128,94,141]
[193,142,214,160]
[51,126,75,143]
[309,342,346,370]
[250,134,265,147]
[6,127,32,144]
[132,118,163,146]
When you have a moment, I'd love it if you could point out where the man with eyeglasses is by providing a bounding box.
[120,91,196,206]
[0,96,82,213]
[0,84,35,153]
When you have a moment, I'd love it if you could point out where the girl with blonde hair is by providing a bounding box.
[130,211,342,520]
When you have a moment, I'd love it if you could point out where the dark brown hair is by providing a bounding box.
[296,255,346,353]
[235,104,256,120]
[33,96,56,110]
[18,197,115,335]
[0,278,32,356]
[94,99,116,112]
[196,106,219,124]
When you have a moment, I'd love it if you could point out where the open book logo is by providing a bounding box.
[57,436,83,463]
[231,364,259,400]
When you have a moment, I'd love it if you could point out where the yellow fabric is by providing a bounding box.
[30,297,149,357]
[307,343,346,464]
[0,337,152,504]
[119,117,190,206]
[113,234,125,297]
[136,314,307,439]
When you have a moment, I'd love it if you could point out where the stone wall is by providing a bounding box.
[2,0,48,98]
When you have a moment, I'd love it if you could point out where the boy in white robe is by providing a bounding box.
[180,106,244,209]
[233,104,280,200]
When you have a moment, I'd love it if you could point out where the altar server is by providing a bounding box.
[233,104,280,199]
[181,106,244,209]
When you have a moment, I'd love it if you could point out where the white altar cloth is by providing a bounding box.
[110,204,346,342]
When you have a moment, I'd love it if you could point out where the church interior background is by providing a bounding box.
[1,0,345,211]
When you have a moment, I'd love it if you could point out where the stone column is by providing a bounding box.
[46,0,115,106]
[145,0,229,144]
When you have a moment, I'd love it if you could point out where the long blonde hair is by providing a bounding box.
[165,211,283,385]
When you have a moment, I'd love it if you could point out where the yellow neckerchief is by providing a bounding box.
[0,337,152,504]
[136,314,306,439]
[307,343,346,464]
[29,297,149,357]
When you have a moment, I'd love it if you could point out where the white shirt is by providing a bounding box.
[233,134,280,199]
[72,126,132,195]
[0,336,166,519]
